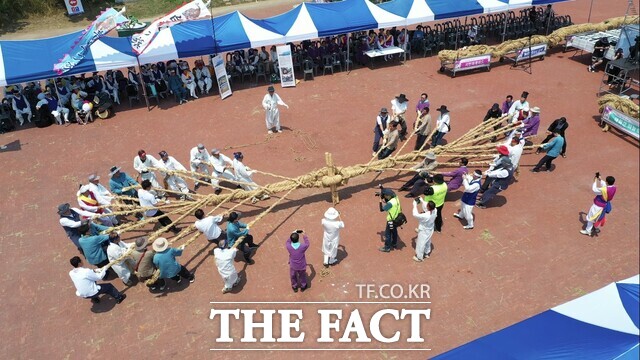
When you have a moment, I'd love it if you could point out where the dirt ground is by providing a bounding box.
[0,0,638,359]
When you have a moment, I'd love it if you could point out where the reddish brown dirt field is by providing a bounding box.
[1,1,638,359]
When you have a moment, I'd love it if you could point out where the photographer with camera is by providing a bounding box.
[581,173,616,237]
[412,197,437,262]
[378,185,405,252]
[286,230,310,292]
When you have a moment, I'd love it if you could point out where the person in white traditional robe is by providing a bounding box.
[86,173,119,225]
[194,209,224,241]
[232,152,269,204]
[181,69,198,99]
[321,207,345,267]
[195,61,213,94]
[76,185,116,227]
[262,86,288,134]
[505,135,524,178]
[214,239,241,294]
[413,198,437,262]
[190,143,216,192]
[133,149,164,197]
[107,236,136,286]
[157,150,191,200]
[209,148,237,191]
[507,91,530,123]
[453,171,482,230]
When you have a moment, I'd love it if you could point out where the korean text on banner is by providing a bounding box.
[131,0,211,55]
[53,8,127,75]
[65,0,85,16]
[277,45,296,88]
[601,105,640,140]
[212,55,232,100]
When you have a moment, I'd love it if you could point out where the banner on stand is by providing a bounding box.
[601,105,639,140]
[64,0,84,15]
[516,43,547,62]
[211,55,232,100]
[276,45,296,88]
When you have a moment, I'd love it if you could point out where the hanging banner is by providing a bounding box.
[601,105,639,140]
[211,55,232,100]
[131,0,211,55]
[516,43,547,62]
[53,7,127,75]
[64,0,85,16]
[276,45,296,88]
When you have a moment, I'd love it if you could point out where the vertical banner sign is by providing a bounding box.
[53,8,127,75]
[65,0,85,15]
[212,55,232,100]
[276,45,296,88]
[131,0,211,55]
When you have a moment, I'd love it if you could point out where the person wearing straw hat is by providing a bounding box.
[321,207,345,267]
[68,256,126,305]
[372,107,390,156]
[214,239,241,294]
[453,170,483,230]
[152,237,195,290]
[131,237,157,283]
[412,198,437,262]
[520,106,541,138]
[262,85,288,134]
[106,235,136,286]
[431,105,450,147]
[391,93,409,140]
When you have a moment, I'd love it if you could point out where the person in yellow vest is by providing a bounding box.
[423,174,447,233]
[379,187,402,252]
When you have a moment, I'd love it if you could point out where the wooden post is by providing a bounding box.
[325,152,340,205]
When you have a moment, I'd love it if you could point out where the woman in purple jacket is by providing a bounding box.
[286,231,310,293]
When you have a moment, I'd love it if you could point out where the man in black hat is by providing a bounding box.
[589,37,610,72]
[379,187,402,252]
[58,203,99,252]
[262,86,289,134]
[508,92,529,123]
[431,105,450,147]
[391,93,409,140]
[373,107,390,156]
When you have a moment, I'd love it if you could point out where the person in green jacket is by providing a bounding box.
[423,174,447,233]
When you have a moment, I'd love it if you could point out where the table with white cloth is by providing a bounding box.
[565,29,620,60]
[365,46,405,68]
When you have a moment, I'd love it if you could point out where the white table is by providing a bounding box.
[365,46,405,68]
[565,29,620,60]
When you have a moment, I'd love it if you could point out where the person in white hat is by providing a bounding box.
[413,198,436,262]
[321,207,345,267]
[152,237,194,290]
[213,239,241,294]
[453,170,483,230]
[189,143,217,193]
[87,173,115,206]
[209,148,237,189]
[262,86,288,134]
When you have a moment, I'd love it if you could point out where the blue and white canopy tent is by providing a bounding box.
[433,275,640,360]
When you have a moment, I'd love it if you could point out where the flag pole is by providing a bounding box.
[136,56,151,111]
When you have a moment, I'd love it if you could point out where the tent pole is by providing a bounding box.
[136,56,151,111]
[502,4,510,43]
[347,32,351,73]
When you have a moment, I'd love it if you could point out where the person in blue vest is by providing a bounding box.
[55,79,71,106]
[453,170,482,229]
[57,203,99,253]
[11,89,32,126]
[36,91,70,125]
[372,107,390,156]
[152,237,195,290]
[476,163,514,209]
[379,187,402,253]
